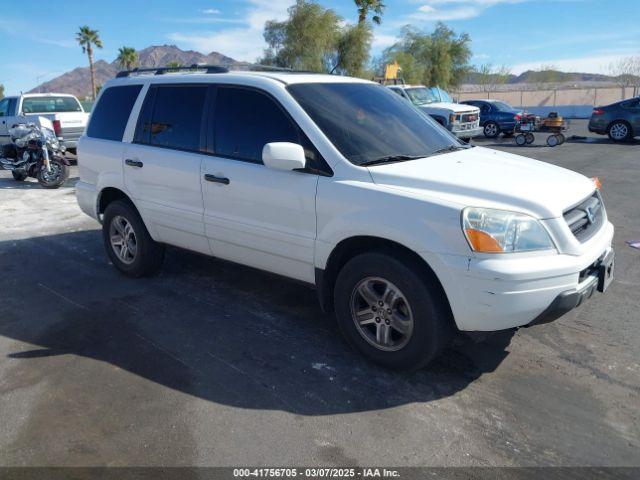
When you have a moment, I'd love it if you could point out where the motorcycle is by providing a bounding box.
[0,118,70,189]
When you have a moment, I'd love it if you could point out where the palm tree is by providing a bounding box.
[354,0,385,25]
[76,26,103,100]
[116,46,138,71]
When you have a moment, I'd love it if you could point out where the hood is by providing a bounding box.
[367,147,595,219]
[419,102,478,114]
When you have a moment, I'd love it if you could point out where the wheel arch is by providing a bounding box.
[607,118,632,134]
[316,236,453,322]
[98,187,135,216]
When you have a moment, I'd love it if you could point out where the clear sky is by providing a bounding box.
[1,0,638,94]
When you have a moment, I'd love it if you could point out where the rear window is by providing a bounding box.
[87,85,142,141]
[22,96,82,113]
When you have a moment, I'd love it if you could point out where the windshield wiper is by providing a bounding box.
[359,154,426,166]
[429,145,471,156]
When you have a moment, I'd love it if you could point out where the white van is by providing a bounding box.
[76,66,614,369]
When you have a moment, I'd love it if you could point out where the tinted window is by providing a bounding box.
[0,98,8,116]
[22,96,82,113]
[492,101,514,111]
[147,85,207,151]
[8,98,17,116]
[87,85,142,141]
[214,87,299,163]
[288,83,461,165]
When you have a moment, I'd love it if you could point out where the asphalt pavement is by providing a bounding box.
[0,120,638,467]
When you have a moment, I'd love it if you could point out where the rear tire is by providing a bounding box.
[102,200,165,278]
[515,134,527,146]
[483,121,499,138]
[11,171,27,181]
[334,252,453,370]
[608,121,632,142]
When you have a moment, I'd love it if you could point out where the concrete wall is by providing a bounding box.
[456,86,638,118]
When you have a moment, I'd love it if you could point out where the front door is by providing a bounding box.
[124,84,209,254]
[201,86,319,283]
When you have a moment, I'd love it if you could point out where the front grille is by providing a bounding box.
[563,191,605,243]
[461,112,478,123]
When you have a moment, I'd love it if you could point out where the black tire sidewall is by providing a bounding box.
[334,253,452,370]
[37,159,69,189]
[102,200,164,277]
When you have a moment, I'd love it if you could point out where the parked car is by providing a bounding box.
[76,67,614,370]
[0,93,89,153]
[387,85,482,140]
[460,99,523,138]
[588,97,640,142]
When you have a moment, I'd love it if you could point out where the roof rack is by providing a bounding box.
[116,64,229,78]
[240,64,313,74]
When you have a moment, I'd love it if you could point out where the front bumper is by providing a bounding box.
[423,221,614,331]
[528,249,614,326]
[451,126,483,139]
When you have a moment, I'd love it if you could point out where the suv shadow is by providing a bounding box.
[0,230,514,416]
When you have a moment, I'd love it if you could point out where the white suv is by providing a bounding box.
[76,66,614,369]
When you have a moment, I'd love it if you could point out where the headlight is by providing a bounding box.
[462,207,555,253]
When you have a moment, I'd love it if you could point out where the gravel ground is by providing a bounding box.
[0,120,638,467]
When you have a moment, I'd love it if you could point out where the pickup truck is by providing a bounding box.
[388,85,482,140]
[0,93,89,153]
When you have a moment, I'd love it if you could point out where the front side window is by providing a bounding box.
[0,98,8,116]
[22,96,82,113]
[213,87,299,163]
[288,83,463,166]
[145,85,207,152]
[87,85,142,141]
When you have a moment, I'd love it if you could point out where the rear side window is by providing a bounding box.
[87,85,142,141]
[213,87,299,163]
[135,85,207,152]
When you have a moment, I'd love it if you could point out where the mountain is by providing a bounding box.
[463,69,628,88]
[30,45,238,98]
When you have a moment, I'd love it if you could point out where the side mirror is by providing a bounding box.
[262,142,306,172]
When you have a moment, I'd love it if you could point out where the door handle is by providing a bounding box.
[204,174,230,185]
[125,159,143,168]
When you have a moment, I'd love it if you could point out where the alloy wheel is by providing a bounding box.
[109,215,138,265]
[484,123,498,137]
[350,276,414,352]
[610,122,629,141]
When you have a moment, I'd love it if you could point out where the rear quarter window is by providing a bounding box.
[87,85,143,141]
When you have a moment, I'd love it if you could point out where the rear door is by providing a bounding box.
[124,84,209,254]
[201,85,320,283]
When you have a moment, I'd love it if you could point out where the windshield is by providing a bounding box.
[431,87,452,103]
[22,96,82,114]
[288,83,464,166]
[405,87,439,105]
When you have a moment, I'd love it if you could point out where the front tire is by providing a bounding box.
[102,200,165,277]
[37,159,69,188]
[334,252,453,370]
[608,121,632,142]
[483,121,499,138]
